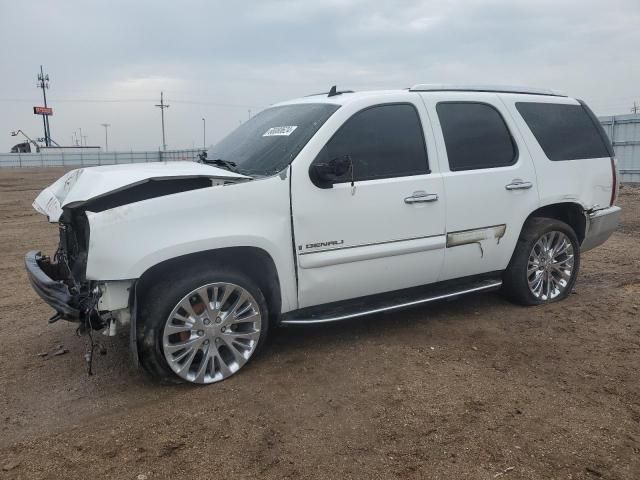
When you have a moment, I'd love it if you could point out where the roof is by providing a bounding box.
[275,84,569,108]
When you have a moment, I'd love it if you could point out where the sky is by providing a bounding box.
[1,0,639,153]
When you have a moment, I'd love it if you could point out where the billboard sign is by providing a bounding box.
[33,106,53,116]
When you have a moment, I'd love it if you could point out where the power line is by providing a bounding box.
[155,91,170,151]
[0,97,265,109]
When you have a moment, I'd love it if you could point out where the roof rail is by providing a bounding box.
[408,84,566,97]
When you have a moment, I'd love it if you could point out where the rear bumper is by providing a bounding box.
[24,251,81,320]
[581,206,621,252]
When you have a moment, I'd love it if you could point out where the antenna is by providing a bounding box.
[327,85,338,97]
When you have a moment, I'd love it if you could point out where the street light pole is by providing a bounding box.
[202,117,206,149]
[100,123,111,152]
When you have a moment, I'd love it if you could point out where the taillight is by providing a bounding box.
[610,157,619,206]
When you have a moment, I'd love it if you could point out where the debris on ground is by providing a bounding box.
[2,460,21,471]
[36,345,69,358]
[494,466,515,478]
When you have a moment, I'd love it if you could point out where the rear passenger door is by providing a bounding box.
[421,93,540,280]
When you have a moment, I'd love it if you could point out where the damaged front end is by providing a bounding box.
[25,210,104,331]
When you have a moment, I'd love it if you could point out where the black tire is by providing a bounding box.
[137,264,269,384]
[502,217,580,306]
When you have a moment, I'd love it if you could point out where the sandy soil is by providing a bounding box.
[0,168,638,480]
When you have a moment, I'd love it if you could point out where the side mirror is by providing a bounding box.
[309,155,352,189]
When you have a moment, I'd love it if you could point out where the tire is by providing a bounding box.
[502,217,580,306]
[137,264,269,384]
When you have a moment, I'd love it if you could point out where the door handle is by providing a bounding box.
[505,179,533,191]
[404,191,438,204]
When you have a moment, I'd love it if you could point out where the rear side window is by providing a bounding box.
[317,103,429,181]
[515,102,610,161]
[437,102,517,171]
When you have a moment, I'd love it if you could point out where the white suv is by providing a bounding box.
[26,84,620,384]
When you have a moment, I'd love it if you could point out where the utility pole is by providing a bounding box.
[36,66,51,147]
[100,123,111,151]
[155,91,170,151]
[202,117,206,149]
[78,127,84,146]
[632,101,640,114]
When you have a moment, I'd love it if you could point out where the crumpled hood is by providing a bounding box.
[33,161,249,222]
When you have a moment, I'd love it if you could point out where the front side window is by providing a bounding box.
[314,103,429,182]
[437,102,517,171]
[515,102,610,161]
[208,103,340,177]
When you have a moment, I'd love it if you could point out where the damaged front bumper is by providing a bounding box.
[25,250,89,322]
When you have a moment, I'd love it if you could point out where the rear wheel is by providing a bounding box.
[503,217,580,305]
[138,266,268,384]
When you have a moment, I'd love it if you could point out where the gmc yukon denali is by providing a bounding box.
[25,84,621,384]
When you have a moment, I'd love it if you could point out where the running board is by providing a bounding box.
[280,277,502,325]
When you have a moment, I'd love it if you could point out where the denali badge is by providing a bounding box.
[300,240,345,251]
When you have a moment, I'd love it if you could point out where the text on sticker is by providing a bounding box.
[263,126,298,137]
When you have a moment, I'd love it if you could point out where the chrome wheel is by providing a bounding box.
[162,282,262,384]
[527,231,575,301]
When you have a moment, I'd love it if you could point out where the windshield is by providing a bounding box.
[208,103,340,176]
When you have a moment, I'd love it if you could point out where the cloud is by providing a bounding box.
[0,0,639,152]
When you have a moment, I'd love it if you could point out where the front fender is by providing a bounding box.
[85,173,297,312]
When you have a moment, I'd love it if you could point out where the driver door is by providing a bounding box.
[291,98,446,308]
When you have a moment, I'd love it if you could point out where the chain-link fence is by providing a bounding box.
[0,149,202,168]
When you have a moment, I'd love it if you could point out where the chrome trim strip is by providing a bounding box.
[299,233,443,255]
[281,280,502,325]
[298,235,446,269]
[446,224,506,248]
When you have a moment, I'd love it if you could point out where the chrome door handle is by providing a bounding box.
[404,191,439,204]
[505,180,533,191]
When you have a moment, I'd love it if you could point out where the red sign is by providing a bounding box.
[33,106,53,116]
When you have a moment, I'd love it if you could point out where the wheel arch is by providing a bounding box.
[136,246,282,321]
[523,202,587,243]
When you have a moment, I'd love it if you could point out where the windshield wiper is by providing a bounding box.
[202,157,239,173]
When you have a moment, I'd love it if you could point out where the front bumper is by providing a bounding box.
[25,251,81,321]
[581,206,621,252]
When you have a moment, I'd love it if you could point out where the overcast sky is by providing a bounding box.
[1,0,639,153]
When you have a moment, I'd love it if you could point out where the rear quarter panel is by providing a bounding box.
[500,94,613,211]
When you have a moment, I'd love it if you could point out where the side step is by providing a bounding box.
[280,276,502,325]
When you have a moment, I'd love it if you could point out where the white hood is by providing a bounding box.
[33,161,249,222]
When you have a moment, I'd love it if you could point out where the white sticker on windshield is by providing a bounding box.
[263,126,298,137]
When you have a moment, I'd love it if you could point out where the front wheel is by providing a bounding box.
[503,217,580,305]
[138,266,269,384]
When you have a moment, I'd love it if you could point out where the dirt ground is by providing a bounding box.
[0,168,638,480]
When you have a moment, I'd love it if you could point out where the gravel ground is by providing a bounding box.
[0,168,638,480]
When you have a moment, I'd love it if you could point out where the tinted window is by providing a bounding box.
[316,104,429,182]
[437,102,517,171]
[516,102,610,161]
[209,103,340,176]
